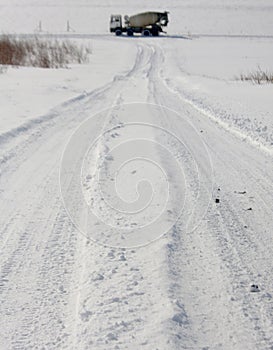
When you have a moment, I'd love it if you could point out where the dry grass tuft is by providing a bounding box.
[237,67,273,84]
[0,35,91,68]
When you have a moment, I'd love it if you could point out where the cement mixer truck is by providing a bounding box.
[110,11,169,37]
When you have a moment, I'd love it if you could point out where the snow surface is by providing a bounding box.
[1,1,273,349]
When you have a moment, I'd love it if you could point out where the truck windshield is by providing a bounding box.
[111,17,119,22]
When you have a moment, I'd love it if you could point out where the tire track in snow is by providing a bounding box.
[2,35,272,349]
[144,42,273,349]
[2,40,171,349]
[0,41,151,349]
[63,42,174,349]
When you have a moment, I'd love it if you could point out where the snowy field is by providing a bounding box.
[1,1,273,349]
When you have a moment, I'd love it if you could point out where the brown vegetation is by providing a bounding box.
[0,35,91,68]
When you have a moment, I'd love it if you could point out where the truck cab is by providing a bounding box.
[110,15,123,35]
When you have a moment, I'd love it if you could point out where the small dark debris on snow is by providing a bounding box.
[246,207,253,211]
[250,284,260,292]
[215,198,220,203]
[238,191,247,194]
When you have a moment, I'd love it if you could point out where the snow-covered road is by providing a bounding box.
[1,34,273,350]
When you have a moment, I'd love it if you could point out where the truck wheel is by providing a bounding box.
[151,28,159,36]
[127,29,134,36]
[115,29,122,36]
[142,29,151,37]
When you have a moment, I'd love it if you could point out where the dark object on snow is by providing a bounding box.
[238,191,247,194]
[250,284,260,292]
[246,207,252,211]
[215,198,220,203]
